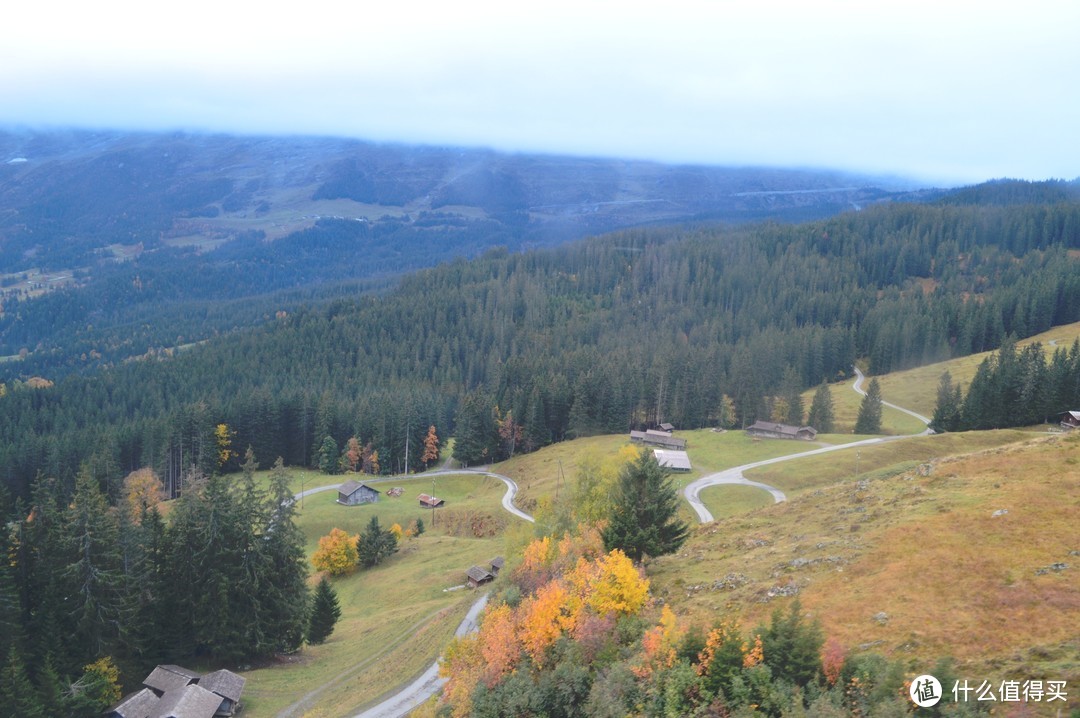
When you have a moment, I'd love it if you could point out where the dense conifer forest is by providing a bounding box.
[1,185,1078,500]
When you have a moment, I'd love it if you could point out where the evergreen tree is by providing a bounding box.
[317,435,340,475]
[64,468,123,660]
[0,646,45,718]
[357,516,398,568]
[452,391,498,466]
[806,382,834,433]
[307,576,342,645]
[601,449,689,561]
[260,458,310,654]
[758,600,824,687]
[930,371,963,433]
[854,378,883,434]
[781,367,804,426]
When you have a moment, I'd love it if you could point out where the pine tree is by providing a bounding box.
[357,516,398,568]
[260,458,310,654]
[601,449,688,561]
[317,435,340,475]
[0,646,45,718]
[758,600,824,687]
[931,371,962,433]
[782,367,804,426]
[64,467,123,660]
[307,576,342,645]
[854,378,883,434]
[806,382,834,433]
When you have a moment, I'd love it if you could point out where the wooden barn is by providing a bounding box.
[629,429,687,450]
[490,556,505,576]
[338,479,380,506]
[1060,410,1080,430]
[653,449,692,472]
[418,493,445,508]
[466,565,494,588]
[746,421,818,441]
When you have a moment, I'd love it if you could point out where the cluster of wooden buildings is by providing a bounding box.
[106,665,245,718]
[466,557,505,588]
[337,480,445,508]
[629,425,692,472]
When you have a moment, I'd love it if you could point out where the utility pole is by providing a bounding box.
[855,450,861,478]
[404,419,410,476]
[431,476,436,527]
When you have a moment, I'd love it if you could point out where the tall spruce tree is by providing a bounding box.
[64,468,123,660]
[307,576,342,645]
[260,458,310,654]
[854,378,883,434]
[357,516,398,568]
[806,382,834,433]
[931,371,963,433]
[782,367,805,426]
[602,449,689,561]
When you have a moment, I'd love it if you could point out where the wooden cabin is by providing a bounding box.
[338,479,380,506]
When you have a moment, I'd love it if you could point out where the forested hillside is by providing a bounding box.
[0,129,928,374]
[1,192,1078,499]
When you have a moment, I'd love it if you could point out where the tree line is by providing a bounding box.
[932,337,1080,432]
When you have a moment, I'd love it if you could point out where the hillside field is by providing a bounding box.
[649,432,1080,693]
[238,472,521,717]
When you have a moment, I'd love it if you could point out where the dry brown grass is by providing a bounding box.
[649,432,1080,686]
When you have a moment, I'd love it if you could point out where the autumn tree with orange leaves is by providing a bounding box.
[311,527,359,576]
[422,425,439,468]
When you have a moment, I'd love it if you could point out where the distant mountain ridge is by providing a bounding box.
[0,128,939,370]
[0,128,932,273]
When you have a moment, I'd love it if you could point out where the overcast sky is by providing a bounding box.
[2,1,1078,184]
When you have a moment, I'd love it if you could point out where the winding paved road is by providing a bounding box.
[684,368,931,523]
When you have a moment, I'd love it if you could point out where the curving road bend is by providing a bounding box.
[684,368,931,523]
[851,366,933,431]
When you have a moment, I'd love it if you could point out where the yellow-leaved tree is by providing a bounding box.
[586,548,649,617]
[214,423,235,467]
[122,468,164,520]
[312,527,359,576]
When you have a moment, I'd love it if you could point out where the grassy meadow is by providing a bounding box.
[238,471,521,717]
[649,431,1080,688]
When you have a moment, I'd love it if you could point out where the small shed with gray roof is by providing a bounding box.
[143,665,200,695]
[653,449,692,472]
[338,479,380,506]
[198,670,245,716]
[150,684,223,718]
[106,688,159,718]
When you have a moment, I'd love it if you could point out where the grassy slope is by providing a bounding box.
[649,432,1080,687]
[239,472,518,718]
[874,320,1080,419]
